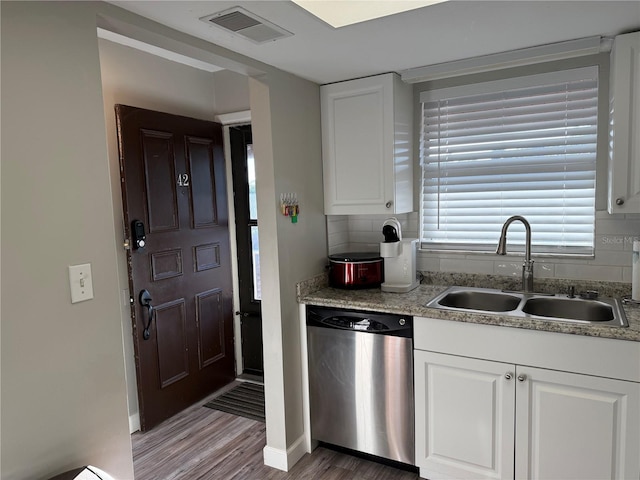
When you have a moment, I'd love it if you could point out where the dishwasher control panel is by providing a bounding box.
[306,305,412,337]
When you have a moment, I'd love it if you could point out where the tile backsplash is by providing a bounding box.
[327,211,640,284]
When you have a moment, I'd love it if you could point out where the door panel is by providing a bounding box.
[187,136,218,228]
[155,299,188,388]
[150,249,183,281]
[194,243,220,271]
[116,104,235,431]
[141,130,179,232]
[196,288,225,368]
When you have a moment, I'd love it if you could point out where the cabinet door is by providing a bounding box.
[515,366,640,480]
[609,31,640,213]
[321,74,395,214]
[415,350,515,480]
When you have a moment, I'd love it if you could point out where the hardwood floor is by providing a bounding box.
[132,383,420,480]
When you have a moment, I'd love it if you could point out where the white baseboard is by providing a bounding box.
[129,413,140,434]
[263,433,308,472]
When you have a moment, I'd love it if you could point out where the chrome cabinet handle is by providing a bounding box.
[505,372,513,380]
[616,197,624,206]
[518,374,527,382]
[385,201,393,209]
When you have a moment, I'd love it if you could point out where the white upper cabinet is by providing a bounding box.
[608,31,640,213]
[321,73,413,215]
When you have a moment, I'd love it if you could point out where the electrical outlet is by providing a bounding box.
[69,263,94,303]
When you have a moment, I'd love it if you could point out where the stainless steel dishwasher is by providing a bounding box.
[306,305,414,465]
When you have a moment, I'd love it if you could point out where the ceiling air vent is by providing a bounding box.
[200,7,293,44]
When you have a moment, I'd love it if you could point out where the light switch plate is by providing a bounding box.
[69,263,94,303]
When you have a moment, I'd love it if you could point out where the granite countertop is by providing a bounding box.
[299,283,640,342]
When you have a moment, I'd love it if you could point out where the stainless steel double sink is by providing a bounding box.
[426,286,628,327]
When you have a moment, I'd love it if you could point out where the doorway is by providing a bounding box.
[230,124,264,376]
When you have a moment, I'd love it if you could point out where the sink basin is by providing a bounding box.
[522,297,614,322]
[426,286,628,327]
[437,290,521,312]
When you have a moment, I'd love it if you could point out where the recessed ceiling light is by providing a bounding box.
[291,0,449,28]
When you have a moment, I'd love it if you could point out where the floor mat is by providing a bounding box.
[203,382,265,423]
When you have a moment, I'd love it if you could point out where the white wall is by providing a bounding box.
[1,3,134,479]
[266,70,326,446]
[212,70,251,115]
[328,212,640,283]
[98,38,251,429]
[327,213,417,256]
[249,70,326,463]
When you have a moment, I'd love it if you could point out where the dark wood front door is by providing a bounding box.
[116,105,235,431]
[230,125,263,375]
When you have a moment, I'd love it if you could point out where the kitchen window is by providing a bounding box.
[420,66,598,256]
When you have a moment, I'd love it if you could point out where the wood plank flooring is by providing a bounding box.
[132,383,420,480]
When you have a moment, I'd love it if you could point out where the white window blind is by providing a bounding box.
[420,67,598,255]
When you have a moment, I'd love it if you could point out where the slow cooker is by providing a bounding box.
[328,252,383,289]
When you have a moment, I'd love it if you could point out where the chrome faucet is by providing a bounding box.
[496,215,534,292]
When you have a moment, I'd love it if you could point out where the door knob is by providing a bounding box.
[139,289,155,340]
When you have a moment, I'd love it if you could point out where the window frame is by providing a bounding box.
[417,65,602,257]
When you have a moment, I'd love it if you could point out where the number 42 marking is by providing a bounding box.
[177,173,189,187]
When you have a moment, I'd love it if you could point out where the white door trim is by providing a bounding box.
[216,111,251,126]
[217,110,251,376]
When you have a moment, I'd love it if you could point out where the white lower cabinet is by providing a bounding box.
[515,366,639,480]
[415,351,515,480]
[415,350,640,480]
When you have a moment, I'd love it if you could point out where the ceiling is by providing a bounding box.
[109,1,640,85]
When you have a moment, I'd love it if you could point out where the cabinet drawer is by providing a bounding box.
[414,316,640,382]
